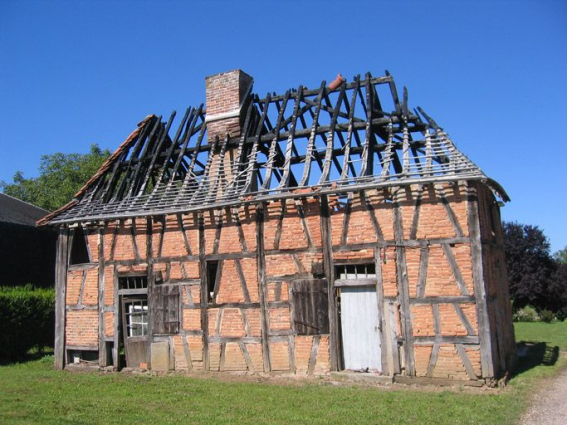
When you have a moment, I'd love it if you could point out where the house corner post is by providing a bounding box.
[54,227,69,370]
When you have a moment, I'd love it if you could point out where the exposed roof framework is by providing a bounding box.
[43,72,508,225]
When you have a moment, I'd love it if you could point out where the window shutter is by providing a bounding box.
[151,284,180,335]
[292,279,329,335]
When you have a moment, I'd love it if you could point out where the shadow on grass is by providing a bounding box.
[513,341,560,377]
[0,347,54,366]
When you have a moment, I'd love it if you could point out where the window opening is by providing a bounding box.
[69,227,90,265]
[336,263,376,280]
[124,299,149,337]
[207,261,219,303]
[119,275,148,290]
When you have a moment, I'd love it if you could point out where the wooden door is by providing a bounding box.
[340,287,381,372]
[121,297,149,368]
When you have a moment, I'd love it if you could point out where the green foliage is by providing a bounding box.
[0,285,55,363]
[539,309,555,323]
[502,221,567,314]
[0,144,110,211]
[513,306,540,322]
[554,247,567,265]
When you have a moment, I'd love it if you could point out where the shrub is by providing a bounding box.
[513,305,540,322]
[539,309,555,323]
[0,285,55,362]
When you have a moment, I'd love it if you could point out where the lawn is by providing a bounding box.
[0,322,565,425]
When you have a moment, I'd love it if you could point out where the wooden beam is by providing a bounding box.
[255,202,271,371]
[393,199,415,376]
[466,182,494,378]
[320,195,339,371]
[54,228,69,370]
[98,227,107,367]
[198,213,210,370]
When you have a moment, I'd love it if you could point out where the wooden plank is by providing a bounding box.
[319,83,346,184]
[388,302,401,375]
[234,258,252,303]
[130,219,141,261]
[427,344,440,378]
[393,201,415,376]
[320,195,339,371]
[435,185,464,237]
[77,269,87,306]
[413,336,480,345]
[409,186,423,240]
[441,243,469,296]
[232,208,249,253]
[208,336,262,343]
[218,342,226,372]
[340,75,360,181]
[256,202,271,372]
[361,190,384,242]
[212,209,223,255]
[453,303,476,336]
[177,214,192,256]
[432,304,441,335]
[374,248,389,374]
[240,308,252,337]
[416,245,429,298]
[410,296,476,305]
[54,228,69,370]
[334,278,376,287]
[182,334,193,371]
[98,227,107,367]
[239,342,255,373]
[296,199,314,248]
[456,344,478,380]
[288,335,296,373]
[340,194,352,246]
[466,182,494,377]
[279,86,303,188]
[262,91,290,190]
[198,213,210,370]
[300,81,327,186]
[394,375,484,387]
[308,335,320,375]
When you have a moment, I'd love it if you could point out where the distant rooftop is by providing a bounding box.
[0,193,49,226]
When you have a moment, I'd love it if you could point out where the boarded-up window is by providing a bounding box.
[292,279,329,335]
[151,284,180,334]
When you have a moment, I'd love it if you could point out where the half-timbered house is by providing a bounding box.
[40,69,516,384]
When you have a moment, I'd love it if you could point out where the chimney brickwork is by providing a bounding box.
[205,69,253,143]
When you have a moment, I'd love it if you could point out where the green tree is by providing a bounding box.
[554,247,567,265]
[0,144,110,211]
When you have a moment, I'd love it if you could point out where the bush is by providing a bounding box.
[0,285,55,363]
[540,309,555,323]
[513,305,540,322]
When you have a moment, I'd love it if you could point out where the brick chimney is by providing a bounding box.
[205,69,254,192]
[205,69,253,143]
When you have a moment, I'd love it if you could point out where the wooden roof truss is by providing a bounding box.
[46,72,508,224]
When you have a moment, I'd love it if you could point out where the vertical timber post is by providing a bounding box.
[256,201,271,371]
[393,193,415,376]
[198,213,210,370]
[54,227,69,370]
[320,195,339,371]
[466,181,494,378]
[98,227,106,367]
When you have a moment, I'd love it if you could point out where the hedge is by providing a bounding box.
[0,285,55,362]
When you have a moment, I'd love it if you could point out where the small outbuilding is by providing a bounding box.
[0,193,55,288]
[40,70,516,384]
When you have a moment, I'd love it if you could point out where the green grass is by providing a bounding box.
[0,322,565,425]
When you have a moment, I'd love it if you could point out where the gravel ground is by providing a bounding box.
[520,366,567,425]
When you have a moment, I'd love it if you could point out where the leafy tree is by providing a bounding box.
[0,144,110,211]
[502,221,560,312]
[553,247,567,265]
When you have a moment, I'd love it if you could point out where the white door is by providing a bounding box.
[340,286,381,372]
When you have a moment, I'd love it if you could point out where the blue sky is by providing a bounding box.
[1,0,566,252]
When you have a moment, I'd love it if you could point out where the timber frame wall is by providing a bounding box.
[53,181,515,382]
[49,69,516,384]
